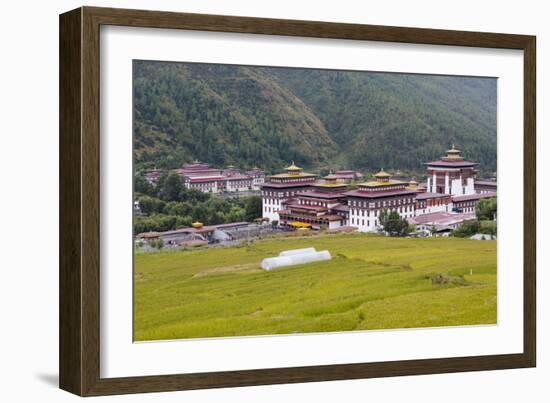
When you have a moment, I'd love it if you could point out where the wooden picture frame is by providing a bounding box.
[59,6,536,396]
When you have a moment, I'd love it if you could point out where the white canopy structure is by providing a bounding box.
[279,247,316,257]
[261,248,331,271]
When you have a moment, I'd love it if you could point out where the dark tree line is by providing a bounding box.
[134,172,262,234]
[133,61,497,175]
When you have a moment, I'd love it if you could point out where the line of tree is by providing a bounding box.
[134,172,262,234]
[452,198,497,238]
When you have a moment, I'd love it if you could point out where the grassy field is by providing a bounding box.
[134,233,497,341]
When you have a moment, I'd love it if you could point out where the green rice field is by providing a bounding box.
[134,233,497,341]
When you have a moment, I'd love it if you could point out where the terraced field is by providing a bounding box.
[134,233,497,341]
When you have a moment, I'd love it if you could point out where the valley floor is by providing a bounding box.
[134,233,497,341]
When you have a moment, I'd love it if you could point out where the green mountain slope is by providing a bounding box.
[133,61,497,174]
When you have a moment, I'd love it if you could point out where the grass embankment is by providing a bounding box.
[134,233,496,341]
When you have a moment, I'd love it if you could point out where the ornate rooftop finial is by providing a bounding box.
[374,168,391,182]
[444,144,463,159]
[286,161,302,171]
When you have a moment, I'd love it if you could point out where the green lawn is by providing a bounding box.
[134,233,497,341]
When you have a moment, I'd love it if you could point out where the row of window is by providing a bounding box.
[350,204,414,217]
[227,181,252,186]
[351,217,378,227]
[274,178,314,183]
[363,185,403,192]
[418,198,448,207]
[262,190,301,197]
[456,200,476,207]
[264,199,281,206]
[300,199,328,207]
[190,183,216,189]
[349,198,413,208]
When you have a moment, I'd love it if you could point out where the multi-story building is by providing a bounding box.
[425,146,477,195]
[414,192,452,215]
[144,168,162,185]
[246,167,266,190]
[277,172,350,230]
[409,211,477,235]
[225,174,254,192]
[261,146,496,233]
[260,163,317,222]
[170,161,260,193]
[343,170,418,232]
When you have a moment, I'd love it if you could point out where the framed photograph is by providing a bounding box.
[59,6,536,396]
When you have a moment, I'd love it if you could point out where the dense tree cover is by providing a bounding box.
[452,220,497,238]
[134,172,262,234]
[133,61,497,176]
[476,198,497,221]
[452,197,497,238]
[379,209,412,237]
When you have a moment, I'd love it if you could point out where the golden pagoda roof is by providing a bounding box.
[361,179,407,188]
[270,172,316,179]
[285,161,302,171]
[191,221,203,228]
[444,144,462,158]
[374,169,391,178]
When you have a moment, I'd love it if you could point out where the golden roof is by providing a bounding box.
[285,161,302,171]
[270,172,316,179]
[316,182,347,188]
[445,144,462,158]
[374,169,391,179]
[361,179,407,188]
[191,221,203,228]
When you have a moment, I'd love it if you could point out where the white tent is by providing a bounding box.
[279,247,316,257]
[261,248,331,271]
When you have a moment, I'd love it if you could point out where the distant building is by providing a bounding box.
[333,170,364,183]
[136,221,251,246]
[424,146,477,195]
[170,161,260,193]
[474,180,498,194]
[144,168,162,185]
[451,192,497,213]
[246,167,266,190]
[408,211,476,235]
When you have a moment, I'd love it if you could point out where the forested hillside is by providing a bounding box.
[133,61,497,174]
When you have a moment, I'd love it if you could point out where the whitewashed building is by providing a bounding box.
[425,146,477,196]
